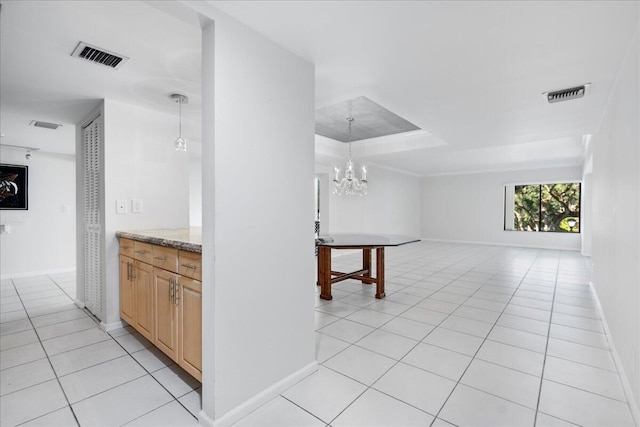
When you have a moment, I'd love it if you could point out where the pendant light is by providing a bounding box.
[171,94,188,152]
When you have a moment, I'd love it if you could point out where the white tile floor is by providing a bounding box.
[0,272,201,426]
[1,241,637,426]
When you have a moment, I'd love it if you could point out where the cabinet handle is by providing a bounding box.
[127,262,132,281]
[154,256,167,261]
[181,263,197,270]
[175,280,180,305]
[169,278,174,303]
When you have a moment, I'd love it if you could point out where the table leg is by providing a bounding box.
[316,247,320,286]
[362,248,371,284]
[375,247,385,299]
[318,246,332,300]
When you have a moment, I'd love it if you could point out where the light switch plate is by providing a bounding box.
[116,200,128,214]
[132,199,143,213]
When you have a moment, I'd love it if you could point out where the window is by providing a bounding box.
[504,182,581,233]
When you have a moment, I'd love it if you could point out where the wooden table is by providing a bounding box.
[316,234,419,300]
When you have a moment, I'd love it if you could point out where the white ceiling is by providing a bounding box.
[1,1,638,176]
[0,0,202,155]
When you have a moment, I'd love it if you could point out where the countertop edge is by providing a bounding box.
[116,231,202,254]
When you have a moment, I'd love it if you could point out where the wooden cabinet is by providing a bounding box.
[120,238,135,258]
[153,245,178,272]
[153,268,179,360]
[133,240,153,264]
[178,250,202,281]
[119,237,202,382]
[119,255,135,325]
[134,261,154,342]
[178,277,202,380]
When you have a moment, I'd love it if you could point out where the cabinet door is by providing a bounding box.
[154,268,178,360]
[134,261,154,342]
[178,278,202,381]
[119,255,135,325]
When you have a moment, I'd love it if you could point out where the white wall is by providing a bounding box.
[327,164,421,236]
[194,4,317,424]
[0,149,76,277]
[189,153,202,227]
[590,17,640,413]
[420,167,583,250]
[100,99,190,325]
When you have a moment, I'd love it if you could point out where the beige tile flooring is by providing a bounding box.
[1,241,637,426]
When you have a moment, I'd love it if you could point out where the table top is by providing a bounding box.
[315,233,420,248]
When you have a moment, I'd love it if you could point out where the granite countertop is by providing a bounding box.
[116,227,202,253]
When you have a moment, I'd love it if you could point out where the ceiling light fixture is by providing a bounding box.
[333,102,368,196]
[1,144,41,160]
[171,94,188,152]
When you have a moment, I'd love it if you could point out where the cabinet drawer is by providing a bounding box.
[153,245,178,273]
[120,238,135,258]
[178,250,202,281]
[133,241,154,264]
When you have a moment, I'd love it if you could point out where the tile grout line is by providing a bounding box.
[317,252,485,425]
[107,328,200,422]
[429,247,547,426]
[532,251,561,427]
[5,275,199,425]
[322,247,529,425]
[7,277,82,427]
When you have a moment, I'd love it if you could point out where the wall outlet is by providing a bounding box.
[132,199,143,213]
[116,200,128,214]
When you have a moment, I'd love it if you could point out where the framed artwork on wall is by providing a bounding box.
[0,164,28,210]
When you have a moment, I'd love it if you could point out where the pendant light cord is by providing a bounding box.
[179,100,183,138]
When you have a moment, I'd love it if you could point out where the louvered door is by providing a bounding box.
[83,117,103,318]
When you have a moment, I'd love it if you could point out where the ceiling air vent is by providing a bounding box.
[29,120,62,130]
[543,84,591,104]
[71,41,129,70]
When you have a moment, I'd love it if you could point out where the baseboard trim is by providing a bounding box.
[198,361,319,427]
[420,237,580,252]
[99,320,124,333]
[590,281,640,425]
[74,298,85,309]
[1,267,76,280]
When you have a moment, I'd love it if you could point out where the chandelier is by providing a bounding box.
[333,116,368,196]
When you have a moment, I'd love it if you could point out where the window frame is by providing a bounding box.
[503,181,582,234]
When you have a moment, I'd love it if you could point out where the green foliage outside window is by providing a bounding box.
[513,183,580,232]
